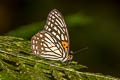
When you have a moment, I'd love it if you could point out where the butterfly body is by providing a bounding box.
[31,9,72,62]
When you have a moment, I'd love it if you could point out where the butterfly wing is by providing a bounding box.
[31,30,66,61]
[44,9,70,57]
[31,9,70,62]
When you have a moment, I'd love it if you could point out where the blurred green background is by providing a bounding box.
[0,0,120,78]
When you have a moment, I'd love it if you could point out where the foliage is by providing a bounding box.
[6,13,93,40]
[6,21,45,40]
[0,36,119,80]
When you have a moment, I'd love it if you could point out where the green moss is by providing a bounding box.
[0,36,119,80]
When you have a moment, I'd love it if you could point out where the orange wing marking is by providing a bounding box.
[62,41,68,53]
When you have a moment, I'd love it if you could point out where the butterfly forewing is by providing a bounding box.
[44,9,70,55]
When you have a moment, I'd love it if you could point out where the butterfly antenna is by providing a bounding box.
[71,47,88,54]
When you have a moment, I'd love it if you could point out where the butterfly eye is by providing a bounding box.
[66,55,73,61]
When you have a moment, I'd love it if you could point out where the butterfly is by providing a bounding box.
[31,9,73,62]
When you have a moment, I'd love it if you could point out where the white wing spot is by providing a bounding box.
[40,34,43,37]
[55,11,57,13]
[65,35,67,40]
[54,27,57,31]
[32,45,35,49]
[55,22,58,25]
[49,17,51,20]
[57,44,59,47]
[37,37,39,40]
[45,26,48,29]
[36,46,38,49]
[43,43,47,47]
[57,13,61,17]
[41,47,44,50]
[33,36,36,39]
[34,51,37,54]
[52,20,54,22]
[56,35,60,40]
[32,40,35,44]
[52,12,55,15]
[48,21,50,25]
[37,51,39,54]
[36,41,38,43]
[58,29,60,34]
[48,28,51,31]
[40,43,42,45]
[49,14,52,17]
[52,31,56,35]
[41,39,44,41]
[61,34,64,40]
[41,51,44,54]
[51,24,53,27]
[52,16,55,19]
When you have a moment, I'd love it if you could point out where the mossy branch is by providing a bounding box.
[0,36,119,80]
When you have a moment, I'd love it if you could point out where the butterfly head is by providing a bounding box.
[66,55,73,61]
[62,54,73,62]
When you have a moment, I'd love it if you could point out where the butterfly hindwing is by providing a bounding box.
[31,30,66,61]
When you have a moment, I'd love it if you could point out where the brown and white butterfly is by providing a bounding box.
[31,9,73,62]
